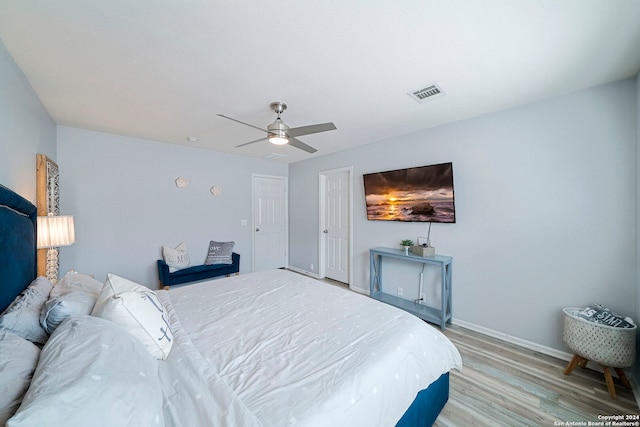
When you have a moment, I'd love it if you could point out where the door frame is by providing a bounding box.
[252,174,289,272]
[318,166,353,287]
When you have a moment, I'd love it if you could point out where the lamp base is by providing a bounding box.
[45,247,59,284]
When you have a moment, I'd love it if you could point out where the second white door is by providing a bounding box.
[321,169,350,284]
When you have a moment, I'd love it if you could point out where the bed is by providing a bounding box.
[0,183,462,426]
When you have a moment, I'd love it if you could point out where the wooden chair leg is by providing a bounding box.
[600,365,617,399]
[564,354,585,375]
[614,368,632,390]
[565,356,626,399]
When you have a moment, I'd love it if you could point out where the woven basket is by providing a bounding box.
[562,307,636,368]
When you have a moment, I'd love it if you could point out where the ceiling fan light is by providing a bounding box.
[269,135,289,145]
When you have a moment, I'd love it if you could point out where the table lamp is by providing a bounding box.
[37,215,75,283]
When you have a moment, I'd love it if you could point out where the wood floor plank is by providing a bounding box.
[435,324,639,426]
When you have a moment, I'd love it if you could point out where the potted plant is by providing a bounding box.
[401,239,413,255]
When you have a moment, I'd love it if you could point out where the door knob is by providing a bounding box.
[256,228,260,232]
[323,230,328,233]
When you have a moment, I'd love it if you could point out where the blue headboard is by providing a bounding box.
[0,184,37,313]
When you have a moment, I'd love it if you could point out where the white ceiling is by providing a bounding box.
[1,1,640,163]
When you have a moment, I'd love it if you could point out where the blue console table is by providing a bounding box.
[369,247,453,330]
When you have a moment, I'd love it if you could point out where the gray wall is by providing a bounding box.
[57,127,287,288]
[0,39,56,201]
[289,79,637,353]
[636,71,640,382]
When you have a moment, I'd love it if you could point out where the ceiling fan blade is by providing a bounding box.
[236,136,268,148]
[217,114,267,133]
[287,122,336,138]
[288,137,317,153]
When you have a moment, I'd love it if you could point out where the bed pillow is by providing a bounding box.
[40,290,97,335]
[50,271,103,299]
[0,277,53,344]
[162,242,190,273]
[0,330,41,425]
[204,240,235,265]
[7,315,164,427]
[91,274,173,360]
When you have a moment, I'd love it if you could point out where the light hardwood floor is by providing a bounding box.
[314,276,640,424]
[435,324,639,426]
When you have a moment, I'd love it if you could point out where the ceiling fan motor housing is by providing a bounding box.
[267,119,289,144]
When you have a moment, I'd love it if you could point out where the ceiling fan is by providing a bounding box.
[217,102,336,153]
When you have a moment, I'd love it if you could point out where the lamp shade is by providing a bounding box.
[37,215,75,248]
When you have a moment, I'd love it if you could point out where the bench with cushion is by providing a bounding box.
[157,252,240,288]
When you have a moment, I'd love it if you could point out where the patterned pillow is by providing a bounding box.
[40,290,97,335]
[576,304,635,329]
[0,277,53,344]
[204,241,234,265]
[162,242,190,273]
[91,274,173,360]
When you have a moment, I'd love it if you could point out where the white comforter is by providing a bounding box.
[157,270,462,427]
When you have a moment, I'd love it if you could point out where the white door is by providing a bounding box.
[253,175,287,271]
[321,169,351,284]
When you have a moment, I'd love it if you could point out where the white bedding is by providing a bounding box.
[157,269,462,427]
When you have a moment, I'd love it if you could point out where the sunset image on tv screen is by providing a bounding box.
[363,162,455,223]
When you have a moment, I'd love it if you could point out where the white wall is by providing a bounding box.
[289,79,637,353]
[57,127,287,288]
[0,38,56,200]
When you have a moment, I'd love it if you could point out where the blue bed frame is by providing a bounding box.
[0,184,37,313]
[396,372,449,426]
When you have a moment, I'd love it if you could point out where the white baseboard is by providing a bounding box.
[452,318,639,406]
[452,318,577,362]
[286,266,321,279]
[349,286,369,296]
[286,267,370,295]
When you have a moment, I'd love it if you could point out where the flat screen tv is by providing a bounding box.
[363,162,456,223]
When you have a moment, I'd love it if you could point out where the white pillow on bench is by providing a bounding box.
[162,242,190,272]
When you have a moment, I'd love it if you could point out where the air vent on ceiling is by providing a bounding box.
[263,153,288,160]
[407,83,446,104]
